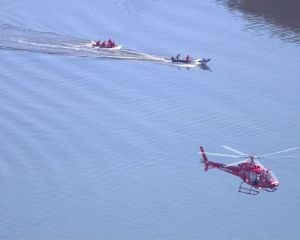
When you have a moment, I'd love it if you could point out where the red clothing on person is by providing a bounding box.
[186,55,192,61]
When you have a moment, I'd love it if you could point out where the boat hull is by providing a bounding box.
[171,57,211,65]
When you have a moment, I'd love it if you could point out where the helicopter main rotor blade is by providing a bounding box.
[222,145,247,156]
[261,155,296,158]
[259,147,299,157]
[200,152,243,158]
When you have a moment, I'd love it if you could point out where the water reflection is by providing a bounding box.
[218,0,300,44]
[172,64,211,71]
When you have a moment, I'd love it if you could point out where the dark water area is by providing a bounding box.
[219,0,300,43]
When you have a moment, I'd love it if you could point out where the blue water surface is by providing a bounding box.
[1,1,300,239]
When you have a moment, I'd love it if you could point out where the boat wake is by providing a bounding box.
[0,24,209,70]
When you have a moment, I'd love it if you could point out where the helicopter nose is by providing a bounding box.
[271,181,279,188]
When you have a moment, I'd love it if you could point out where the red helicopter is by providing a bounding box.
[199,145,298,195]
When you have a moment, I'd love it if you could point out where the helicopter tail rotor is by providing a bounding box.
[199,146,209,171]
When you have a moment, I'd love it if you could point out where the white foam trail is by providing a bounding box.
[0,24,209,70]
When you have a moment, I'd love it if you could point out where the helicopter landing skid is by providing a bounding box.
[238,182,260,195]
[262,187,277,193]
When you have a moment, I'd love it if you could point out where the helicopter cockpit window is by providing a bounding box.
[256,173,262,183]
[266,173,273,182]
[249,172,257,184]
[249,172,262,185]
[266,171,278,183]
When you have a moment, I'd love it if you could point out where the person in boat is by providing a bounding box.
[186,54,192,61]
[176,53,181,60]
[101,41,107,47]
[107,39,112,48]
[92,40,100,47]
